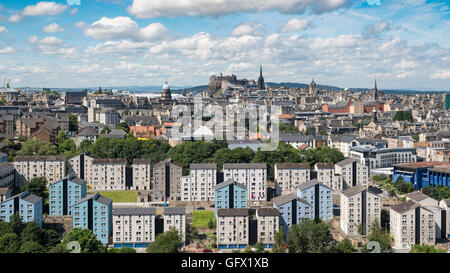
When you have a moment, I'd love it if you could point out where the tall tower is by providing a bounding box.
[373,80,378,101]
[258,65,265,90]
[161,81,172,101]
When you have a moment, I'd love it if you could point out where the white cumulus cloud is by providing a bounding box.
[430,70,450,79]
[42,23,65,33]
[128,0,351,18]
[23,1,68,16]
[0,47,15,54]
[231,22,265,37]
[280,18,311,32]
[0,26,7,34]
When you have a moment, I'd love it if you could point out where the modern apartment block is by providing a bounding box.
[273,193,312,235]
[390,200,435,250]
[14,155,66,186]
[349,146,417,174]
[406,191,444,239]
[223,163,267,201]
[132,158,152,191]
[0,162,15,188]
[335,158,369,189]
[214,179,248,216]
[315,163,342,192]
[91,158,127,191]
[181,163,217,202]
[340,185,381,236]
[153,159,183,202]
[163,207,186,244]
[72,193,113,244]
[49,174,87,216]
[256,208,279,249]
[0,190,43,227]
[296,179,334,222]
[439,199,450,239]
[217,208,250,250]
[112,207,156,248]
[274,163,310,195]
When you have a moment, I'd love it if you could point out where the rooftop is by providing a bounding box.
[217,208,249,217]
[163,207,186,215]
[113,207,156,216]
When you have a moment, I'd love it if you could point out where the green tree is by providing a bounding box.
[207,219,215,230]
[394,176,414,194]
[69,115,78,132]
[279,123,300,133]
[273,227,286,253]
[47,244,69,253]
[410,244,446,253]
[100,126,111,135]
[79,139,93,153]
[61,228,106,253]
[20,222,42,243]
[10,212,25,235]
[328,238,355,253]
[393,111,413,122]
[21,177,48,201]
[108,247,136,253]
[115,122,130,134]
[18,135,27,142]
[0,233,21,253]
[147,227,182,253]
[381,209,390,230]
[422,185,450,201]
[287,219,333,253]
[361,219,392,253]
[56,131,67,144]
[20,241,45,253]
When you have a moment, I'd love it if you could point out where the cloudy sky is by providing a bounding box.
[0,0,449,90]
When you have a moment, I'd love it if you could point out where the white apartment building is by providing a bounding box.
[91,158,127,191]
[350,146,417,174]
[340,185,381,236]
[14,155,66,186]
[99,108,121,128]
[163,207,186,244]
[112,207,156,248]
[181,163,217,202]
[315,163,342,192]
[256,208,279,249]
[335,158,369,190]
[132,158,151,191]
[390,200,435,250]
[216,208,250,249]
[223,163,267,201]
[274,163,310,195]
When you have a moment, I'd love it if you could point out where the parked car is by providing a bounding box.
[196,207,205,210]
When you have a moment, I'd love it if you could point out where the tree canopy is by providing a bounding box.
[147,227,182,253]
[61,228,106,253]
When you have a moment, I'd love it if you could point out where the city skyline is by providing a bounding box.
[0,0,449,90]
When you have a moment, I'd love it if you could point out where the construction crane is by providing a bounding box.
[1,79,11,100]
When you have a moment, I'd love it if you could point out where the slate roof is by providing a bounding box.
[336,158,357,167]
[275,163,310,169]
[213,179,247,191]
[163,207,186,215]
[406,191,433,202]
[391,200,419,214]
[297,179,332,192]
[113,207,156,216]
[190,163,216,170]
[257,208,279,217]
[21,193,42,204]
[217,208,249,217]
[272,193,310,207]
[223,163,267,169]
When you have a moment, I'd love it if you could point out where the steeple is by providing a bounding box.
[258,64,265,90]
[373,79,378,101]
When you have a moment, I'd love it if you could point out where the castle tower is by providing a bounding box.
[258,65,265,90]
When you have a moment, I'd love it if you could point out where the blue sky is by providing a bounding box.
[0,0,449,90]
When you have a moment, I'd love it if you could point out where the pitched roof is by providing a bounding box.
[296,179,332,192]
[21,193,42,204]
[113,207,156,216]
[336,158,357,167]
[217,208,249,217]
[275,163,310,169]
[315,163,334,169]
[257,208,279,217]
[391,200,419,214]
[213,179,247,191]
[406,191,434,202]
[73,193,112,206]
[77,126,98,137]
[0,162,13,171]
[71,177,87,186]
[223,163,267,169]
[133,158,152,164]
[163,207,186,215]
[273,193,310,207]
[190,163,216,170]
[342,185,369,198]
[92,158,127,165]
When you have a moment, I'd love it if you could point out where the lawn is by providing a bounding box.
[97,191,138,202]
[192,210,215,229]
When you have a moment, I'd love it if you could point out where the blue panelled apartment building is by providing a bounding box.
[296,179,334,221]
[72,193,113,244]
[0,190,43,227]
[273,193,312,235]
[214,179,248,216]
[49,174,87,216]
[393,162,450,190]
